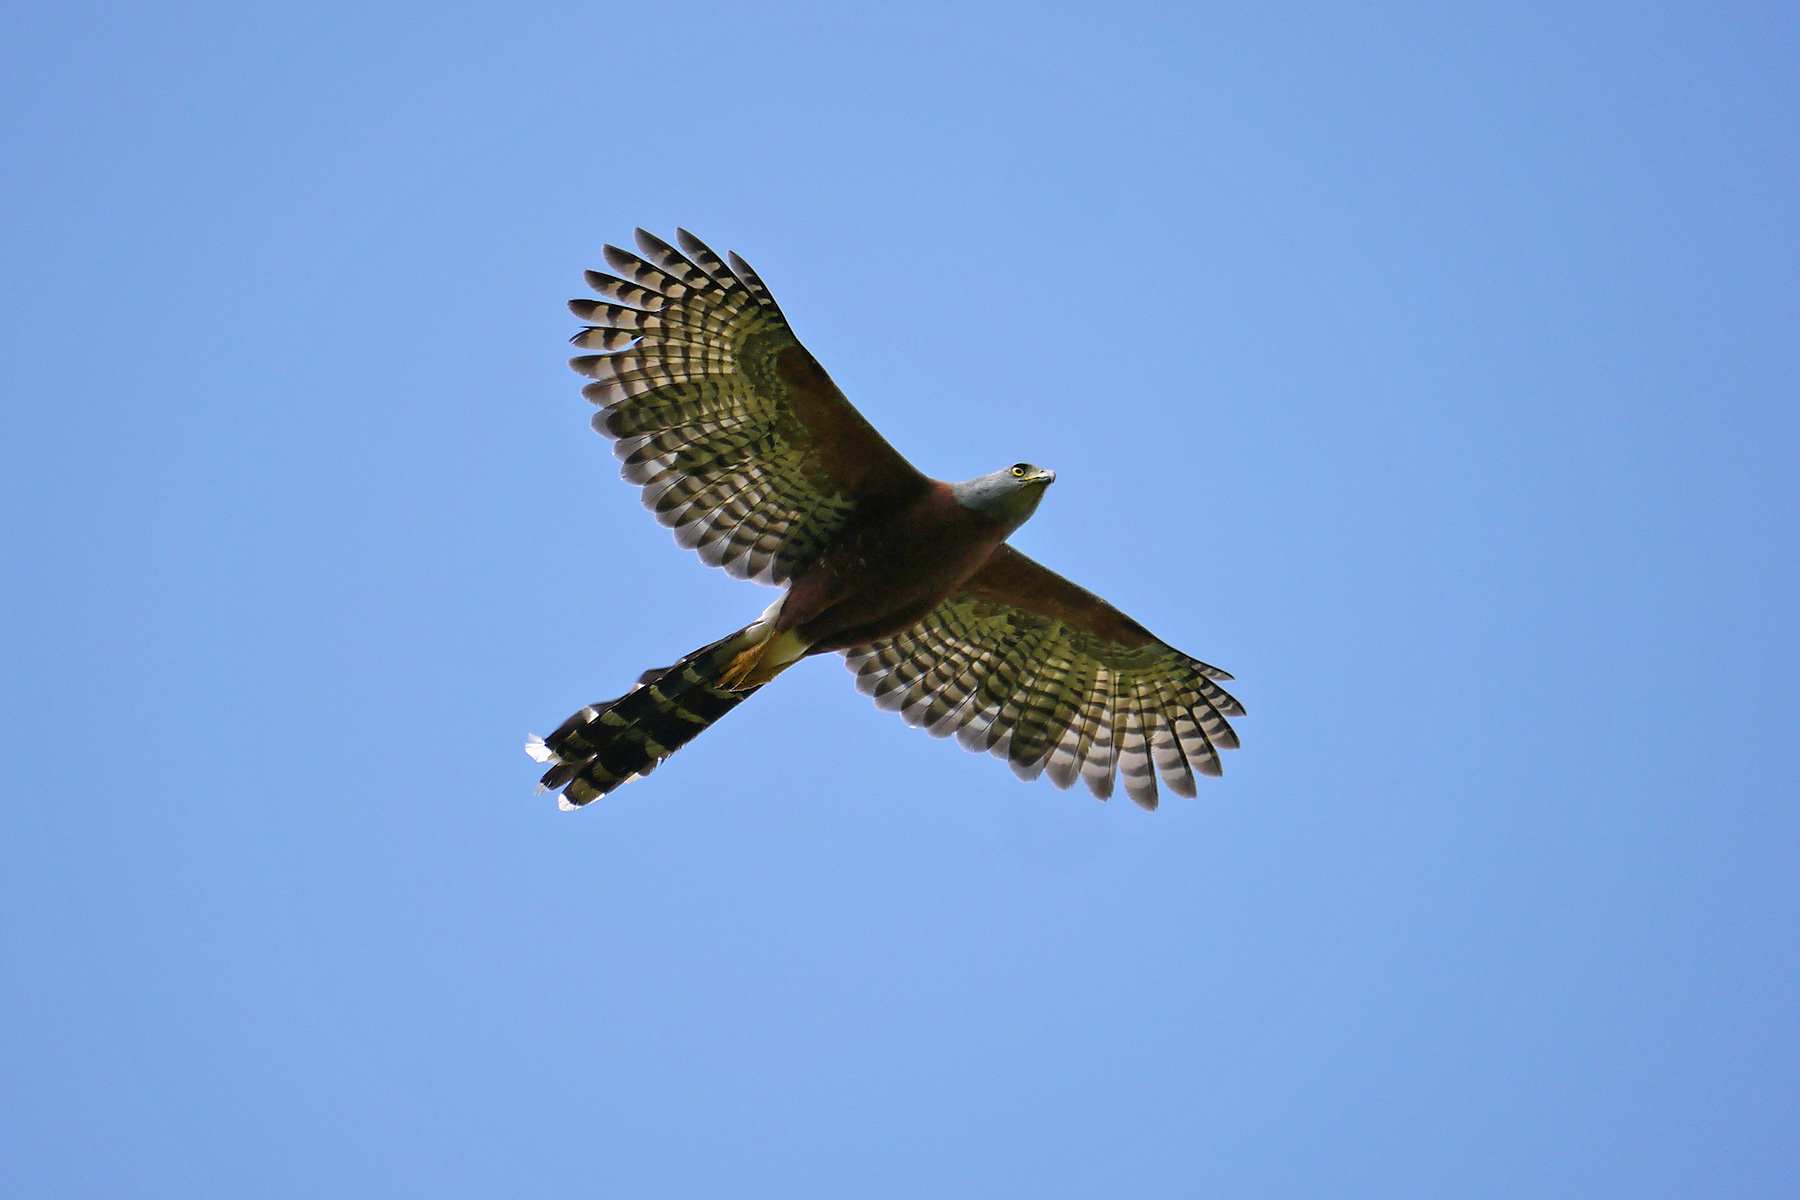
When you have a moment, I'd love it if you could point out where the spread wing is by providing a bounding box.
[843,545,1244,809]
[572,229,928,584]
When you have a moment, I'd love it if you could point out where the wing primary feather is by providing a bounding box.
[1116,678,1159,810]
[1146,674,1201,798]
[672,229,745,293]
[602,245,682,297]
[726,250,785,317]
[629,230,731,296]
[569,328,642,352]
[582,270,669,312]
[1195,674,1247,719]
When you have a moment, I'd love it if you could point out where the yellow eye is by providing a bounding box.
[1011,465,1026,478]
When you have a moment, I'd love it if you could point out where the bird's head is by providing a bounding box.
[950,462,1057,530]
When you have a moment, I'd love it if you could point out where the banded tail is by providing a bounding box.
[527,614,805,808]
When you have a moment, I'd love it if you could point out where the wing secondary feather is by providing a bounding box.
[843,545,1243,808]
[572,229,928,584]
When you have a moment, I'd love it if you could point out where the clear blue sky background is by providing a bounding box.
[3,3,1796,1196]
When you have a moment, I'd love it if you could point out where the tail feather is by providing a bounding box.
[530,629,764,807]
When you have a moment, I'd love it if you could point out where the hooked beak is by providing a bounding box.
[1034,467,1057,485]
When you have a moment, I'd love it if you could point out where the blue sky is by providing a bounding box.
[3,2,1796,1196]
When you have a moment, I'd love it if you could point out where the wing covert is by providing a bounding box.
[843,545,1243,809]
[572,229,928,584]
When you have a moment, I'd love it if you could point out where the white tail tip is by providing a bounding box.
[557,793,579,812]
[524,735,555,764]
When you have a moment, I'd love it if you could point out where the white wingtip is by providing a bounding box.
[524,735,554,763]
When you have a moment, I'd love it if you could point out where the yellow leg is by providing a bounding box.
[719,641,767,690]
[720,627,810,690]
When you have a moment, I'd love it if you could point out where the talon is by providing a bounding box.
[718,643,765,690]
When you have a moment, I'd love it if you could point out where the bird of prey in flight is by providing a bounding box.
[528,230,1244,810]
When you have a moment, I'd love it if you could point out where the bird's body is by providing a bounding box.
[529,229,1244,810]
[783,478,1030,653]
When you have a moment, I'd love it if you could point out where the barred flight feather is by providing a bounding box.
[954,624,1045,754]
[602,245,720,299]
[671,229,735,281]
[843,587,1243,804]
[569,229,883,585]
[928,631,1014,740]
[1187,679,1241,751]
[899,626,974,729]
[1146,674,1201,798]
[726,251,782,312]
[633,231,722,288]
[535,629,765,807]
[987,639,1065,775]
[582,272,672,312]
[1116,682,1159,809]
[1006,652,1076,778]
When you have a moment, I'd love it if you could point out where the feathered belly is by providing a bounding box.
[783,511,1007,654]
